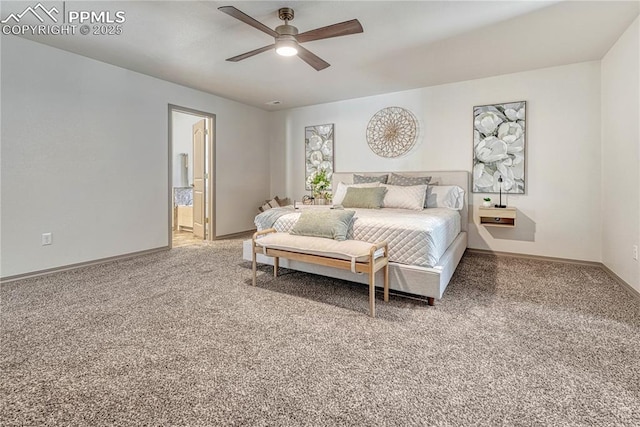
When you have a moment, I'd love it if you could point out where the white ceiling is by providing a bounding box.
[7,1,639,110]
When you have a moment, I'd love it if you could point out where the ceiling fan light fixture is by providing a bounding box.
[219,6,363,70]
[275,39,298,57]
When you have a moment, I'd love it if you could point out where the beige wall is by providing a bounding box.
[1,37,270,278]
[271,61,603,262]
[601,16,640,291]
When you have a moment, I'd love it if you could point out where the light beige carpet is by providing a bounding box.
[1,238,639,426]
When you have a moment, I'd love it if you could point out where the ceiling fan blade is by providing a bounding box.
[296,19,363,44]
[218,6,278,38]
[296,45,330,71]
[226,44,275,62]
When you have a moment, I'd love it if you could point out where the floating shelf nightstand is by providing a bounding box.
[478,206,516,227]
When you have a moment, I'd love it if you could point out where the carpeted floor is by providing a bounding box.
[1,238,639,426]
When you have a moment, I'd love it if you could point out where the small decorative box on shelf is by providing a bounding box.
[478,206,517,227]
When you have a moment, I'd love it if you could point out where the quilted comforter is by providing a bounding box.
[255,207,461,267]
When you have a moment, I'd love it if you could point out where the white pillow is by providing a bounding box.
[333,182,380,205]
[426,185,465,210]
[381,184,427,210]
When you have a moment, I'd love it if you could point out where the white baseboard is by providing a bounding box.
[600,264,640,302]
[0,247,169,283]
[5,244,638,304]
[2,230,255,283]
[467,248,640,302]
[215,229,255,240]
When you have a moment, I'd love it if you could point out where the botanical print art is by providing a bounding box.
[473,101,526,194]
[305,124,334,191]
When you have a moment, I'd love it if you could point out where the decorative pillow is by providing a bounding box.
[387,173,432,186]
[275,196,292,207]
[332,181,380,205]
[381,184,427,210]
[353,174,388,184]
[259,203,272,213]
[425,185,465,210]
[423,182,440,208]
[259,197,280,212]
[341,187,387,209]
[290,209,356,241]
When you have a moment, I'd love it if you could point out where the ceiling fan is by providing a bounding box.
[218,6,363,71]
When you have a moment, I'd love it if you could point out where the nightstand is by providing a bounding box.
[478,206,516,227]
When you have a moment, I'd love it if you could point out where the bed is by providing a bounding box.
[242,171,469,302]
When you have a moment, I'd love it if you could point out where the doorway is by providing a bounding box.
[168,105,216,248]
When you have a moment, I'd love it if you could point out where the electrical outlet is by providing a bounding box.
[42,233,52,246]
[633,245,638,261]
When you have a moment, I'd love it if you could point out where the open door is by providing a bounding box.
[169,106,216,248]
[192,119,206,239]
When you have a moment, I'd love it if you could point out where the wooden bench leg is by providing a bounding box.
[384,262,389,302]
[427,297,435,306]
[274,257,279,277]
[252,246,257,287]
[369,260,376,317]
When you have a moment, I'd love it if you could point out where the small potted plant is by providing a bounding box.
[323,191,333,204]
[482,197,492,207]
[311,168,331,205]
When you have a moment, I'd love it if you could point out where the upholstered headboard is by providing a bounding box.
[331,171,470,232]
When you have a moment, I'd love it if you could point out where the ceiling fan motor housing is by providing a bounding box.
[275,24,298,42]
[275,24,298,56]
[278,7,294,22]
[276,8,298,43]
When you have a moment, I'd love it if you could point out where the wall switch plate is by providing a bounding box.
[633,245,638,261]
[42,233,52,246]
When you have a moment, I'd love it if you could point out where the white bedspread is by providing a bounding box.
[256,208,461,267]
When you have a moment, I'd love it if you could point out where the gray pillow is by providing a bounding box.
[290,209,356,241]
[424,181,441,208]
[341,187,387,209]
[353,174,388,184]
[387,173,432,186]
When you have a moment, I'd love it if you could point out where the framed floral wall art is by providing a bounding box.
[472,101,526,194]
[305,124,334,191]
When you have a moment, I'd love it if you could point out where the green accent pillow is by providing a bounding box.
[290,209,356,241]
[341,187,387,209]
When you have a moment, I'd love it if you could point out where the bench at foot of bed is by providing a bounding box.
[252,229,389,317]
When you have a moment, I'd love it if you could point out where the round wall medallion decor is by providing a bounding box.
[366,107,419,158]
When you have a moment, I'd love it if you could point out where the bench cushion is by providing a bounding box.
[255,233,385,262]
